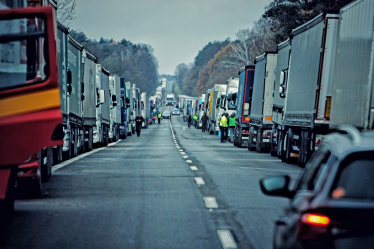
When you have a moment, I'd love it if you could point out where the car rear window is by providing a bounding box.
[331,152,374,201]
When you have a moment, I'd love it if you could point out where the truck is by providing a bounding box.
[209,84,227,134]
[0,6,63,215]
[198,94,205,128]
[141,92,150,128]
[233,65,255,147]
[330,0,374,131]
[93,64,110,147]
[81,49,97,152]
[271,39,291,158]
[127,83,137,135]
[248,52,277,153]
[220,77,239,118]
[119,77,128,138]
[66,35,84,157]
[109,75,121,142]
[166,94,175,106]
[278,11,340,165]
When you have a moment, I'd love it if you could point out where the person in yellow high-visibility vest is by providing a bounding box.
[157,112,162,124]
[219,113,228,143]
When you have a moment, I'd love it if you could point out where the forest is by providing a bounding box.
[174,0,354,97]
[69,31,159,95]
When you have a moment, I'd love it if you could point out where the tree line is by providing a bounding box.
[69,30,159,95]
[174,0,354,96]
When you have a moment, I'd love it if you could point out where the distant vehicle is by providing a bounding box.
[162,110,171,119]
[260,126,374,249]
[172,109,180,115]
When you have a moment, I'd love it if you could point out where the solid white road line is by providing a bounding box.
[190,166,198,170]
[195,177,205,185]
[52,139,121,172]
[183,156,188,158]
[203,197,218,208]
[217,230,237,249]
[186,160,192,163]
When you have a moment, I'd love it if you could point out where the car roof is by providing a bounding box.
[323,126,374,160]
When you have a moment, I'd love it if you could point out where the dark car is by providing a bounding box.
[260,125,374,249]
[162,110,171,119]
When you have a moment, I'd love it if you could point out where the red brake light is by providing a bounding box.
[302,214,330,226]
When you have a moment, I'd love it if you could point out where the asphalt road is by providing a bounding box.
[1,106,301,249]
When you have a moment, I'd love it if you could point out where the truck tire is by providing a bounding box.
[73,128,78,157]
[87,127,93,152]
[53,146,63,165]
[80,128,85,153]
[248,134,256,151]
[104,126,109,146]
[285,133,293,164]
[298,131,305,167]
[256,132,261,153]
[0,166,17,218]
[41,147,53,183]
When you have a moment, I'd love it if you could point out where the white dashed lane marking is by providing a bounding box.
[186,160,192,163]
[203,197,218,208]
[217,230,237,249]
[181,152,186,154]
[195,177,205,185]
[183,156,188,158]
[190,166,198,171]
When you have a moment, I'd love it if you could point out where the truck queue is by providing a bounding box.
[179,0,374,168]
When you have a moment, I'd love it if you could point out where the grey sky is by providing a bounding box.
[71,0,272,75]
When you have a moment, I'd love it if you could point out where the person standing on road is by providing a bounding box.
[219,113,228,143]
[228,112,236,142]
[135,114,144,137]
[193,114,199,128]
[157,112,161,124]
[201,113,208,132]
[188,114,192,128]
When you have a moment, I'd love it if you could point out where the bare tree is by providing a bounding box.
[221,18,277,69]
[56,0,76,26]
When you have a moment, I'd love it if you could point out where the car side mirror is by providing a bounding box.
[259,175,293,199]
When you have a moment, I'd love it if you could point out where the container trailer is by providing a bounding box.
[278,11,339,165]
[233,65,255,147]
[93,64,110,147]
[248,52,277,153]
[109,75,121,142]
[209,84,227,135]
[141,92,150,128]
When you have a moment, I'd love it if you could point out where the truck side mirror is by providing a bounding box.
[126,97,130,104]
[112,95,116,102]
[81,95,85,101]
[67,69,72,94]
[98,89,105,105]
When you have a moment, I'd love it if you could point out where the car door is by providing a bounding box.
[274,146,332,248]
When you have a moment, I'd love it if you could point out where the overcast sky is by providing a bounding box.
[71,0,272,75]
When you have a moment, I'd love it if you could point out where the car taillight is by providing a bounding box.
[243,130,249,134]
[302,214,330,226]
[297,213,331,240]
[263,131,271,137]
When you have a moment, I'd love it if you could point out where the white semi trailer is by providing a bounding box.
[109,75,121,142]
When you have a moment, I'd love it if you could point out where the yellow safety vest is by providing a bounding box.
[158,113,161,118]
[220,116,228,127]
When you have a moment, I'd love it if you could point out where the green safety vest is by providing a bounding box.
[229,117,235,127]
[158,113,161,118]
[220,116,228,127]
[194,115,198,121]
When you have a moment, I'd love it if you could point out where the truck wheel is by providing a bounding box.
[80,128,85,153]
[87,127,93,151]
[0,166,17,218]
[53,146,63,164]
[41,147,53,183]
[73,128,78,157]
[270,140,277,157]
[105,126,109,146]
[248,134,256,151]
[285,133,293,164]
[298,131,305,167]
[102,126,107,146]
[277,133,282,159]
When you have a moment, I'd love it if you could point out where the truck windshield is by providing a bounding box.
[0,16,47,90]
[228,100,236,110]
